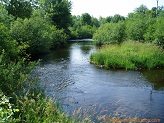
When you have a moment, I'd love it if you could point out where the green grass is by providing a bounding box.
[90,41,164,70]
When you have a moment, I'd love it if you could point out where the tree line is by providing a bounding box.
[92,5,164,48]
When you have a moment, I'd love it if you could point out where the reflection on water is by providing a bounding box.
[141,70,164,90]
[35,41,164,122]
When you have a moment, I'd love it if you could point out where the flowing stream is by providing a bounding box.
[34,40,164,122]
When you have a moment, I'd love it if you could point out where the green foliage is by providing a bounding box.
[91,17,100,27]
[111,14,125,23]
[0,22,28,61]
[0,91,19,123]
[69,25,96,39]
[0,4,12,27]
[81,13,92,25]
[144,17,164,48]
[15,91,72,123]
[93,22,126,45]
[144,18,157,41]
[98,16,107,25]
[51,28,68,49]
[0,52,37,96]
[0,0,93,122]
[77,25,96,39]
[90,41,164,70]
[126,14,147,41]
[134,4,148,15]
[69,13,98,39]
[10,17,51,55]
[43,0,72,31]
[2,0,33,19]
[10,14,67,56]
[93,5,164,48]
[153,18,164,48]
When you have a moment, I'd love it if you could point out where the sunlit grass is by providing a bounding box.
[90,41,164,70]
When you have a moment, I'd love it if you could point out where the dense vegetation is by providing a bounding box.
[0,0,164,122]
[90,41,164,70]
[0,0,75,122]
[68,13,126,39]
[93,5,164,48]
[91,5,164,70]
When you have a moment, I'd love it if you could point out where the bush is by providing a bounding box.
[0,23,24,61]
[10,17,52,56]
[144,18,157,42]
[0,4,13,27]
[93,22,125,45]
[51,28,68,49]
[144,17,164,48]
[0,52,37,96]
[125,15,147,41]
[153,18,164,48]
[10,15,68,56]
[90,41,164,70]
[69,24,96,39]
[77,25,96,39]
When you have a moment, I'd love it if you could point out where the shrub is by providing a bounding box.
[10,15,68,56]
[144,18,157,42]
[69,24,96,39]
[144,17,164,48]
[0,4,13,27]
[77,25,96,39]
[0,23,24,61]
[153,17,164,48]
[51,28,68,49]
[125,16,147,41]
[10,17,52,56]
[0,51,37,96]
[93,22,125,45]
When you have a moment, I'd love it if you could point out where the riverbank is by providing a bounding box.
[90,41,164,70]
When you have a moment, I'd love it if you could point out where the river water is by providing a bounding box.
[34,41,164,122]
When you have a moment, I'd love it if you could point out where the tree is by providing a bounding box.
[106,16,112,23]
[0,4,12,27]
[76,25,96,39]
[99,16,107,25]
[93,21,126,45]
[81,13,92,25]
[91,17,100,27]
[151,7,157,18]
[43,0,72,30]
[111,14,125,23]
[126,14,147,41]
[3,0,33,19]
[134,4,148,15]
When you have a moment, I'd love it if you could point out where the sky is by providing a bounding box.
[70,0,164,18]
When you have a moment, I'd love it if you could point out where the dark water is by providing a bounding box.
[35,41,164,122]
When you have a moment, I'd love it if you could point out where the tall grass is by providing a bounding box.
[90,41,164,70]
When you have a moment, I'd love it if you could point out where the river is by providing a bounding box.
[34,40,164,122]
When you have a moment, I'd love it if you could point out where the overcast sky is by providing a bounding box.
[70,0,164,18]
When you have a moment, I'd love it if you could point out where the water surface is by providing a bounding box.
[35,41,164,122]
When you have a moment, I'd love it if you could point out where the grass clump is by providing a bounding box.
[90,41,164,70]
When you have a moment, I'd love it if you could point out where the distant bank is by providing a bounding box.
[69,39,93,42]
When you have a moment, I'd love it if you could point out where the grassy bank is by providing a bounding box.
[90,41,164,70]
